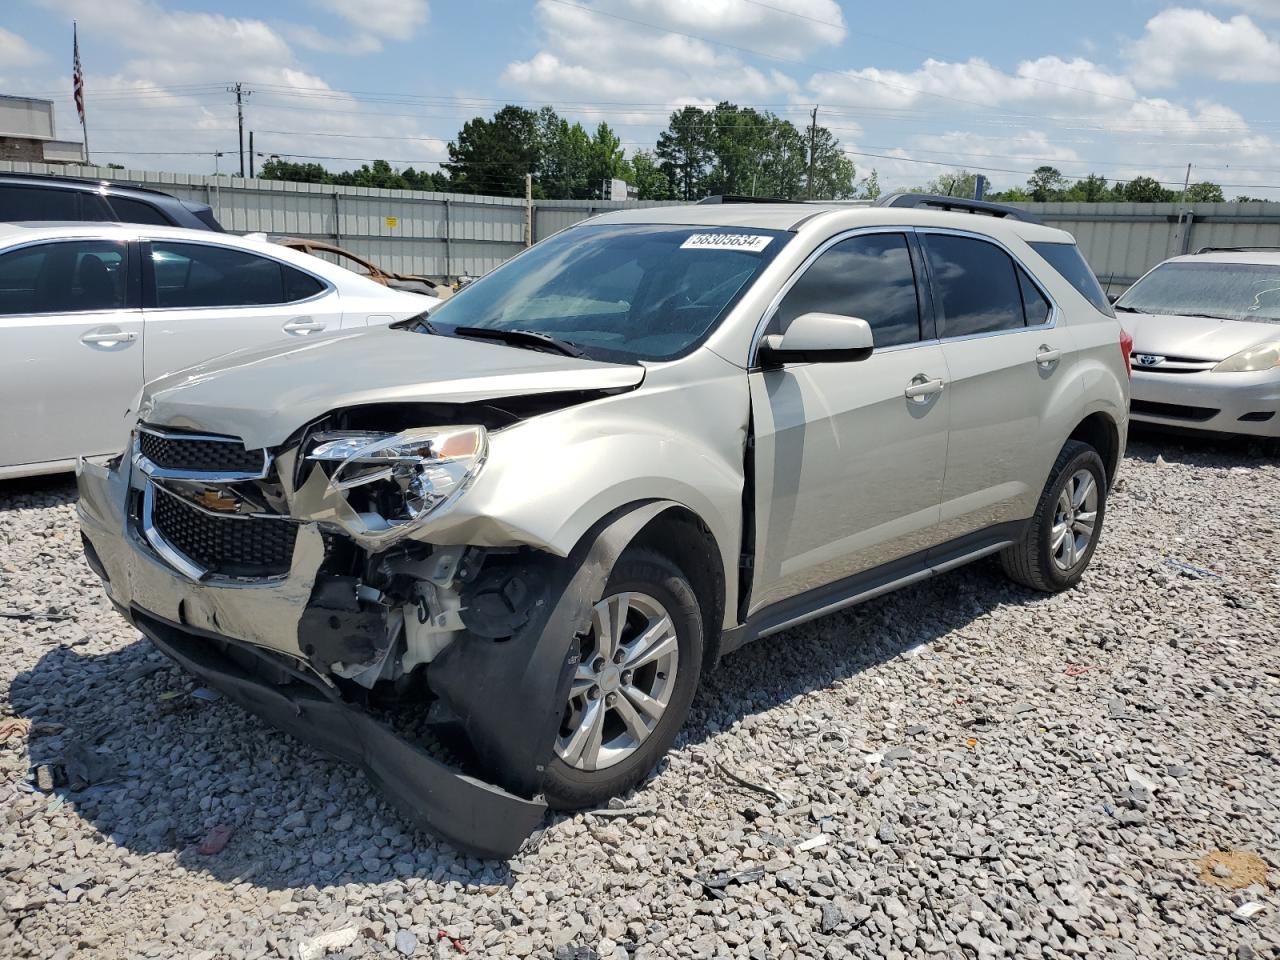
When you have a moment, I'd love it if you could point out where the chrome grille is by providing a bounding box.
[149,485,297,578]
[139,428,265,475]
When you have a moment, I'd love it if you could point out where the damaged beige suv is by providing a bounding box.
[78,195,1129,857]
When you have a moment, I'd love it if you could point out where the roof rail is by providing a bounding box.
[1195,245,1280,255]
[0,170,179,199]
[696,194,800,204]
[874,192,1042,225]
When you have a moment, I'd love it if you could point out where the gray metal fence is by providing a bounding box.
[1022,201,1280,293]
[3,161,1277,289]
[0,161,677,278]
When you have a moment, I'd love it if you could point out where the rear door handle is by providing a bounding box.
[904,376,945,401]
[283,317,326,334]
[1036,345,1062,366]
[81,329,137,345]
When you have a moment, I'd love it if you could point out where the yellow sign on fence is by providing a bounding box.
[385,216,399,229]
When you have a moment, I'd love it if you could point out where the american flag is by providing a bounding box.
[72,24,85,127]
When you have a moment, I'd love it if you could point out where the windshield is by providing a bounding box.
[421,223,789,361]
[1117,261,1280,323]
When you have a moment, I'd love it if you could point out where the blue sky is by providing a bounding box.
[2,0,1279,197]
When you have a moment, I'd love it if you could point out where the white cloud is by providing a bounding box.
[503,0,807,126]
[28,0,447,174]
[808,55,1142,112]
[0,26,45,70]
[624,0,844,59]
[313,0,430,38]
[1128,8,1280,87]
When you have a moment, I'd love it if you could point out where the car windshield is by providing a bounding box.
[1116,261,1280,323]
[420,223,789,362]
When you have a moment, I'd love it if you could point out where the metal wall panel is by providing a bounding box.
[4,162,1275,287]
[1025,201,1280,289]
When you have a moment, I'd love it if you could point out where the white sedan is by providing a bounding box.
[0,222,431,479]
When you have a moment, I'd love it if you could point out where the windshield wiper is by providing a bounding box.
[1113,305,1144,313]
[389,311,442,335]
[453,326,584,358]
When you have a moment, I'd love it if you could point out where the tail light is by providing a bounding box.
[1119,327,1133,379]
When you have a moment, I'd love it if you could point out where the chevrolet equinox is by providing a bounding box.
[78,194,1131,857]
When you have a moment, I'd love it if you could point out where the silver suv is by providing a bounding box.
[77,195,1130,857]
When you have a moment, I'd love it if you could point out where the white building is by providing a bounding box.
[0,95,86,165]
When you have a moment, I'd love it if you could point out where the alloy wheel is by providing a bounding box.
[555,591,680,771]
[1051,468,1099,572]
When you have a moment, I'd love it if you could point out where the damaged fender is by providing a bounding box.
[428,500,683,798]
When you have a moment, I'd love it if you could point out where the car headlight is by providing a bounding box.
[1213,340,1280,373]
[307,425,487,529]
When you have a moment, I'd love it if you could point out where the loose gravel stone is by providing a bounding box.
[2,435,1279,959]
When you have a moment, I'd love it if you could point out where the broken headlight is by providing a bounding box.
[307,426,487,529]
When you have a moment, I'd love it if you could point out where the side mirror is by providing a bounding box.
[757,313,875,366]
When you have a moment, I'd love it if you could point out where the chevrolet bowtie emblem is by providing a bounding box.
[194,489,240,512]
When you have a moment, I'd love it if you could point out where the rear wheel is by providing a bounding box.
[1001,440,1107,593]
[542,550,702,810]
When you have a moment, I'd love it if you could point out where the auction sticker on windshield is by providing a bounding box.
[680,233,774,252]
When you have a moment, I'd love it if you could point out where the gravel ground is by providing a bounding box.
[1,434,1278,960]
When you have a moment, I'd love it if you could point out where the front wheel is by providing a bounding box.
[1001,440,1108,592]
[542,549,702,810]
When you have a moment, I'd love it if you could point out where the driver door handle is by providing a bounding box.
[904,376,945,401]
[1036,345,1062,366]
[283,317,326,334]
[81,329,137,344]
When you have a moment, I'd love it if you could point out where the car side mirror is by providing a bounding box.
[757,313,875,367]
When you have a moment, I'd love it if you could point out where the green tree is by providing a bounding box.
[857,169,881,200]
[1184,181,1225,203]
[259,158,333,184]
[629,150,672,200]
[1121,176,1174,202]
[655,106,713,201]
[806,126,857,199]
[334,159,409,190]
[444,105,541,197]
[913,170,981,198]
[538,109,591,199]
[1060,173,1109,202]
[587,122,629,197]
[1028,165,1067,202]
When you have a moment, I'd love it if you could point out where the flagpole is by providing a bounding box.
[73,22,90,166]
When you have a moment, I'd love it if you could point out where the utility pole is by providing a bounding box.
[525,172,533,247]
[806,105,818,200]
[248,131,254,178]
[1178,162,1192,205]
[228,82,252,177]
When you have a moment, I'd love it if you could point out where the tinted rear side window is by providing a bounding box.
[0,185,82,221]
[0,240,128,314]
[1018,267,1051,325]
[1030,241,1115,317]
[923,234,1025,337]
[773,232,922,347]
[151,241,323,308]
[107,195,174,226]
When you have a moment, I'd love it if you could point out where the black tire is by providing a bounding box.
[541,549,703,810]
[1001,440,1108,593]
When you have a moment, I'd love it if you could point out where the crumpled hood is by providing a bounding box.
[1119,312,1280,362]
[140,326,645,448]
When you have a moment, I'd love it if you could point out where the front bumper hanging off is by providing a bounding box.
[76,456,550,859]
[134,610,547,859]
[77,449,681,859]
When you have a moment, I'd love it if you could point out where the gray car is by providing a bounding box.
[1118,248,1280,440]
[77,195,1130,856]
